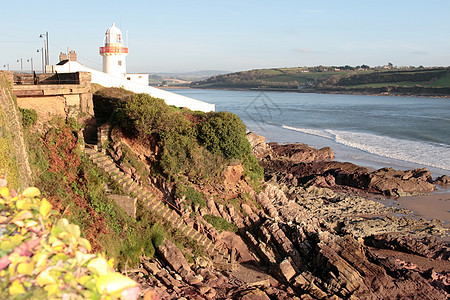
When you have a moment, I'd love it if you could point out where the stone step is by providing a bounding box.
[92,155,109,164]
[84,148,98,155]
[173,220,184,229]
[103,163,117,173]
[83,148,230,265]
[123,180,137,190]
[135,189,146,199]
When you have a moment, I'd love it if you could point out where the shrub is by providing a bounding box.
[19,108,38,128]
[197,111,248,159]
[113,92,263,182]
[175,185,207,208]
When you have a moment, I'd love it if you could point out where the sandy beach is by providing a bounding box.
[397,191,450,224]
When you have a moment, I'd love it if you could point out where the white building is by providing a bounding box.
[99,23,149,85]
[100,23,128,76]
[53,23,214,112]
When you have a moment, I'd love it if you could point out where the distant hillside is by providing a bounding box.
[191,66,450,96]
[150,70,229,84]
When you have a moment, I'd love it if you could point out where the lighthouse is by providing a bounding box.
[99,23,128,77]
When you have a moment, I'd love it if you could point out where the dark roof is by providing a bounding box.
[56,60,69,65]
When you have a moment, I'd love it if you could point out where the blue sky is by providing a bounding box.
[1,0,449,73]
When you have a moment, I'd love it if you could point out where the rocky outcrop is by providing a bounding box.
[435,175,450,186]
[262,155,437,195]
[246,182,449,299]
[269,142,334,163]
[367,167,435,195]
[365,233,450,261]
[247,132,272,159]
[252,134,440,196]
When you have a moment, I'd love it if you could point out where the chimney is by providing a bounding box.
[68,50,77,61]
[59,52,68,62]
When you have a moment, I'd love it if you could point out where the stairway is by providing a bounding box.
[83,147,230,266]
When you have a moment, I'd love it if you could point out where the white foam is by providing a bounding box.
[281,125,450,171]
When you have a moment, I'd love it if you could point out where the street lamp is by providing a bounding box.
[16,58,23,71]
[3,63,9,70]
[39,32,49,67]
[37,48,44,73]
[27,58,34,72]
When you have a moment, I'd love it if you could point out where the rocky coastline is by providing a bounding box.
[108,133,450,299]
[127,132,449,299]
[187,86,450,99]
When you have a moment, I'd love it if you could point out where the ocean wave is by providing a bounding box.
[281,125,450,171]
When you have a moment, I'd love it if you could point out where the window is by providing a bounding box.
[118,61,122,66]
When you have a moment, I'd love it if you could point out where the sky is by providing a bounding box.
[1,0,449,73]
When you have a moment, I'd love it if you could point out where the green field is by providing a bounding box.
[192,66,450,94]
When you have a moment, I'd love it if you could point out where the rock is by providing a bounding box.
[207,199,221,217]
[195,257,210,268]
[142,261,160,275]
[365,233,450,260]
[278,258,297,282]
[240,288,271,300]
[435,175,450,186]
[247,132,273,159]
[218,231,257,263]
[194,283,211,294]
[367,167,435,195]
[157,238,192,275]
[223,165,244,191]
[269,143,334,163]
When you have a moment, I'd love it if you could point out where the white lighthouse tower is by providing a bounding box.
[99,23,128,77]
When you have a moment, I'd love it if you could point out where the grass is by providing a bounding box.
[427,71,450,87]
[204,214,238,233]
[176,185,207,209]
[344,81,428,88]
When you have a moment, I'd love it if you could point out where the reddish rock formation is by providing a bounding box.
[268,142,334,163]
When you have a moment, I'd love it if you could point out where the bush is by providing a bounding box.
[175,185,207,208]
[19,108,38,128]
[197,111,248,159]
[114,92,263,182]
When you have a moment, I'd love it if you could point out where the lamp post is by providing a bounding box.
[27,58,33,72]
[17,58,23,71]
[37,48,44,73]
[39,32,49,68]
[3,63,9,70]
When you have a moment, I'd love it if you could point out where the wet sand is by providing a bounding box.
[397,192,450,224]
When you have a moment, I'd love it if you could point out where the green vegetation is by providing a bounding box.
[0,186,138,299]
[175,185,207,209]
[19,108,38,129]
[191,66,450,95]
[0,98,20,190]
[204,214,238,233]
[115,93,263,182]
[25,117,167,268]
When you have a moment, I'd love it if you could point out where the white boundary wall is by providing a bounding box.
[54,61,215,112]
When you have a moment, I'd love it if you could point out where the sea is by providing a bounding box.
[167,89,450,178]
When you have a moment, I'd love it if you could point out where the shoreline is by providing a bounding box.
[162,86,450,99]
[397,191,450,224]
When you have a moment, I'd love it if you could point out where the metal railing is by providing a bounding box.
[99,46,128,54]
